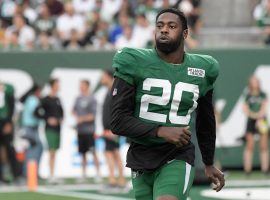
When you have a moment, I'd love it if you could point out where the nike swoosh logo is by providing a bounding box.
[117,50,122,53]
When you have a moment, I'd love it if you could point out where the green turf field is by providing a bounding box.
[0,171,269,200]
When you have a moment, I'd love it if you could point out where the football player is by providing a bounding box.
[111,8,225,200]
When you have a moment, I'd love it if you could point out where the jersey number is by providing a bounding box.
[139,78,199,125]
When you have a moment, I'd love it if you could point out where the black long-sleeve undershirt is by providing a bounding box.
[110,77,216,166]
[196,89,216,166]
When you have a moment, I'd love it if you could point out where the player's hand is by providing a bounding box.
[48,117,58,126]
[104,130,117,140]
[157,126,191,147]
[205,165,225,192]
[3,122,12,135]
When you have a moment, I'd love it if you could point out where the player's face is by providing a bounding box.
[80,82,89,93]
[248,76,260,91]
[52,81,59,93]
[155,13,188,54]
[101,73,111,86]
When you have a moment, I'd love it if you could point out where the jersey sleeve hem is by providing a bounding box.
[114,70,135,85]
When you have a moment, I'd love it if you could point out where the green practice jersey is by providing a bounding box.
[245,91,267,113]
[0,83,14,121]
[113,47,219,145]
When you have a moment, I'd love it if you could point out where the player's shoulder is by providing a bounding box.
[188,53,219,77]
[114,47,154,61]
[188,53,219,66]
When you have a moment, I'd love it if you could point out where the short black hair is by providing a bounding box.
[156,8,188,30]
[49,78,58,87]
[81,79,90,87]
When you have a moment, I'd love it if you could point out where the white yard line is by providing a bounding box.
[0,186,28,192]
[38,188,134,200]
[226,180,270,187]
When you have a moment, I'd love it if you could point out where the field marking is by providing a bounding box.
[201,187,270,200]
[0,186,28,192]
[226,180,270,187]
[38,188,134,200]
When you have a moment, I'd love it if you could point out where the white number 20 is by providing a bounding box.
[139,78,199,125]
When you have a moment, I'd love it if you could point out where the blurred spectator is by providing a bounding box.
[100,0,123,22]
[36,31,55,50]
[56,2,86,47]
[72,0,96,16]
[101,69,125,187]
[14,0,37,25]
[92,30,113,50]
[243,76,269,175]
[108,13,130,44]
[173,0,200,48]
[177,0,201,35]
[20,84,43,177]
[5,14,35,50]
[115,0,135,19]
[0,0,202,51]
[66,29,81,51]
[73,80,101,183]
[35,78,63,184]
[34,4,55,35]
[0,22,7,48]
[82,9,101,46]
[45,0,64,17]
[0,81,21,184]
[254,0,270,45]
[90,20,113,50]
[136,0,159,25]
[115,25,134,49]
[154,0,177,9]
[0,0,17,27]
[131,14,154,48]
[3,30,20,50]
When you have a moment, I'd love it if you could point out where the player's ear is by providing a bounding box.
[183,29,188,40]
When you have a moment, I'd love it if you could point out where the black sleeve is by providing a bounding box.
[110,77,159,139]
[6,93,15,122]
[196,89,216,166]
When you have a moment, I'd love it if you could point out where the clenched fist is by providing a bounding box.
[157,126,191,147]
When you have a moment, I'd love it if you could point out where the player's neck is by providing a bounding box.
[49,91,57,97]
[156,47,185,64]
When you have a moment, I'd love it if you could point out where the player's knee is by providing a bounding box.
[156,195,179,200]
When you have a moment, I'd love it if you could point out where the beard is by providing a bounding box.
[155,33,183,54]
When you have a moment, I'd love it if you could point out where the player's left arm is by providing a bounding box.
[196,89,225,192]
[6,88,15,123]
[3,86,15,134]
[197,56,225,192]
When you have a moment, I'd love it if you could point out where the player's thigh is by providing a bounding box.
[153,160,195,200]
[132,170,154,200]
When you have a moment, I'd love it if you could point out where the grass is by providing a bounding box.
[0,170,269,200]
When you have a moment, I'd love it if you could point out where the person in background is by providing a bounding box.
[56,2,86,48]
[4,14,35,50]
[35,78,63,183]
[101,69,125,188]
[243,76,269,175]
[0,81,20,184]
[73,80,101,183]
[20,84,43,177]
[253,0,270,45]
